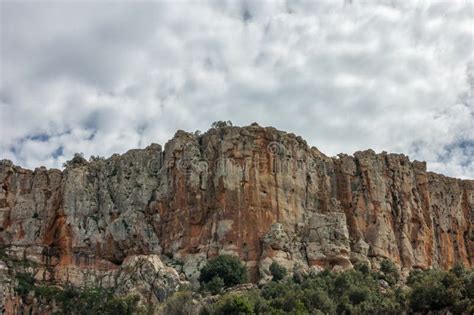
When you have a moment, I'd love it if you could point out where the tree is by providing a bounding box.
[408,270,449,312]
[205,276,225,295]
[348,287,369,305]
[353,261,370,274]
[199,255,248,289]
[379,259,400,285]
[158,291,197,315]
[63,153,88,168]
[407,267,474,313]
[211,121,233,129]
[212,293,254,315]
[269,262,287,282]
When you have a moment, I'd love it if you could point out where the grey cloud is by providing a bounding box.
[0,0,472,178]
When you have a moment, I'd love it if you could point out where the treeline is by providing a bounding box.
[12,254,474,314]
[162,255,474,315]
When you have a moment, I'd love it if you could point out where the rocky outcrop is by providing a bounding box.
[0,124,472,309]
[115,255,182,304]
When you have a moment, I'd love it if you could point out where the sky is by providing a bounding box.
[0,0,473,178]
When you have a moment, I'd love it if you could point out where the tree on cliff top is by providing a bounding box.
[63,152,88,168]
[211,120,233,128]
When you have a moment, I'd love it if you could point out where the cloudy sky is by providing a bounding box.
[1,0,473,178]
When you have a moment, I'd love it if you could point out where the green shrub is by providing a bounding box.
[348,287,370,305]
[269,262,287,282]
[158,291,194,315]
[171,260,473,314]
[379,259,400,285]
[406,269,424,286]
[353,261,370,274]
[105,294,140,315]
[34,285,62,300]
[261,279,299,300]
[15,272,35,296]
[205,276,225,294]
[199,255,247,288]
[450,263,466,277]
[407,267,474,313]
[212,293,254,315]
[409,271,449,312]
[63,153,88,167]
[303,287,336,314]
[20,283,140,315]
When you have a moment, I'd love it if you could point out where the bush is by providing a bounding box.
[348,287,370,305]
[379,259,400,285]
[407,267,474,313]
[199,255,247,288]
[211,121,233,128]
[269,262,287,282]
[106,295,141,315]
[205,276,225,294]
[34,285,62,301]
[63,153,88,168]
[409,270,449,312]
[15,280,141,315]
[171,261,473,314]
[15,272,35,296]
[59,286,140,315]
[353,261,370,274]
[158,291,197,315]
[380,259,398,275]
[212,293,254,315]
[304,287,336,314]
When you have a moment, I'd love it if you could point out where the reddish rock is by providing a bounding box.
[0,125,472,308]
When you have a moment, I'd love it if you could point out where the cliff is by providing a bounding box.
[0,124,472,312]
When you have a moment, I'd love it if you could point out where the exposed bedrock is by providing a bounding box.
[0,124,472,306]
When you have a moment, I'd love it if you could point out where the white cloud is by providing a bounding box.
[0,0,472,178]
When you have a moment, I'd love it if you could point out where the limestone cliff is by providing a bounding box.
[0,124,472,312]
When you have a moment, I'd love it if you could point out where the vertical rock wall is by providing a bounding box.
[0,125,472,300]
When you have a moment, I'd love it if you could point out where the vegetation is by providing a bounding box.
[407,264,474,314]
[211,293,254,315]
[14,273,141,315]
[63,152,88,167]
[89,155,106,162]
[51,286,140,315]
[15,272,36,296]
[158,290,196,315]
[199,255,248,290]
[379,259,400,285]
[10,255,474,314]
[204,275,225,294]
[211,120,233,128]
[196,257,473,315]
[269,261,287,282]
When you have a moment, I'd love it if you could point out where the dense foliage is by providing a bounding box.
[12,255,474,314]
[407,265,474,313]
[196,258,473,315]
[269,261,287,282]
[157,291,197,315]
[199,255,248,289]
[14,273,141,315]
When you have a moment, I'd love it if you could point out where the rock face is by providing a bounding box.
[0,124,472,309]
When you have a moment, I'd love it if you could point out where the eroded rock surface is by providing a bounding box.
[0,125,472,310]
